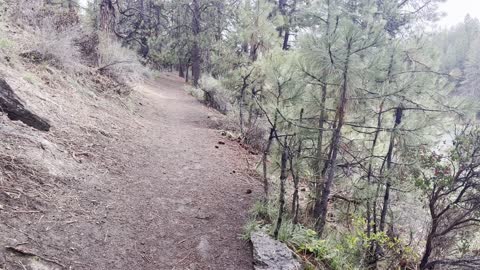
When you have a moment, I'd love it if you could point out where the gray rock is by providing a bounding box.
[251,232,303,270]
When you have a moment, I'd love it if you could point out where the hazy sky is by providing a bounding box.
[78,0,478,28]
[438,0,480,27]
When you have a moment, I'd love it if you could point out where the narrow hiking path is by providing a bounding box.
[1,74,261,270]
[94,74,261,269]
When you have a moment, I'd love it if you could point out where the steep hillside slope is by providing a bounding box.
[0,10,143,270]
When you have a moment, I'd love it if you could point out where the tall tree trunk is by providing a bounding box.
[367,101,384,235]
[238,71,254,137]
[263,129,274,198]
[372,105,403,263]
[278,0,287,39]
[313,79,328,219]
[239,86,246,136]
[315,40,351,235]
[100,0,115,33]
[291,109,304,225]
[365,101,384,267]
[262,113,278,199]
[282,29,290,50]
[179,62,185,78]
[249,0,260,61]
[313,0,333,219]
[274,140,289,239]
[281,0,297,50]
[191,0,201,87]
[215,2,224,41]
[247,88,257,128]
[378,106,403,233]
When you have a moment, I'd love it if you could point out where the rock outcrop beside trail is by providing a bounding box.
[251,231,303,270]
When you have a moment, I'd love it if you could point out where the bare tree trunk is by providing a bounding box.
[378,106,403,233]
[290,156,299,224]
[291,109,304,225]
[238,69,254,137]
[214,2,224,41]
[372,106,403,263]
[262,112,277,199]
[315,40,351,235]
[179,63,185,78]
[191,0,201,87]
[312,0,332,219]
[278,0,287,39]
[365,101,384,267]
[100,0,115,33]
[247,88,257,128]
[282,29,290,50]
[263,129,274,198]
[280,0,297,50]
[239,86,246,136]
[249,0,260,62]
[313,79,328,219]
[274,140,289,239]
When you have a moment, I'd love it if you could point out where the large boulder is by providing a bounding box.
[251,232,303,270]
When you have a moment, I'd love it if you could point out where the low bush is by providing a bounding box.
[34,18,83,72]
[75,32,100,67]
[97,34,149,83]
[243,122,267,151]
[199,75,233,114]
[7,0,79,31]
[6,0,44,27]
[6,1,84,72]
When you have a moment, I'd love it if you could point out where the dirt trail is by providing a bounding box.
[1,74,260,270]
[95,75,260,269]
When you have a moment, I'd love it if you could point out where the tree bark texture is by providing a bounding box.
[0,79,50,131]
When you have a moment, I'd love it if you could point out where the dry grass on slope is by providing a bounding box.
[0,5,148,269]
[0,17,143,206]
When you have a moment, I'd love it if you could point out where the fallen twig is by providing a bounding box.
[98,61,133,72]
